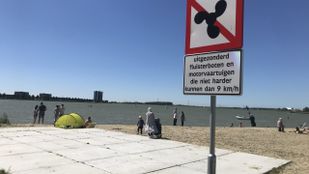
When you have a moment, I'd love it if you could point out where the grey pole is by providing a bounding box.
[208,95,216,174]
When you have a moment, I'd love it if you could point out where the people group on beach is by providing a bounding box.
[171,108,186,126]
[33,103,65,124]
[138,107,186,137]
[53,104,66,124]
[33,103,190,129]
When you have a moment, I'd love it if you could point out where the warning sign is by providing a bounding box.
[185,0,243,55]
[183,50,242,95]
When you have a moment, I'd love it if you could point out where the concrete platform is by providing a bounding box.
[0,127,289,174]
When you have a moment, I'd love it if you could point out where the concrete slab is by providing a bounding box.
[111,134,151,142]
[74,137,128,146]
[87,154,175,174]
[106,141,165,154]
[149,166,206,174]
[14,163,110,174]
[216,152,290,174]
[0,130,42,138]
[181,159,207,172]
[0,152,73,173]
[9,134,59,143]
[0,144,43,157]
[31,141,73,151]
[51,132,94,140]
[54,146,123,161]
[138,146,210,166]
[0,127,289,174]
[139,138,190,149]
[51,138,87,149]
[0,137,18,145]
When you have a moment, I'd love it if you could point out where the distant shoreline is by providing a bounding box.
[1,98,307,111]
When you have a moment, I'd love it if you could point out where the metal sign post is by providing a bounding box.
[208,96,216,174]
[184,1,244,174]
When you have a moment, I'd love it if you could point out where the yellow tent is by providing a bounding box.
[55,113,85,128]
[69,113,85,126]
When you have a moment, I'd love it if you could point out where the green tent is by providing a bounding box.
[55,113,85,128]
[69,113,85,126]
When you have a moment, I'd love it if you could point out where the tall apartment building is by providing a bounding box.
[93,91,103,103]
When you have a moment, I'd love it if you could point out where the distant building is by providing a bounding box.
[39,93,52,100]
[93,91,103,103]
[14,91,30,99]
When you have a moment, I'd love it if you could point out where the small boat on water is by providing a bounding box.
[235,115,250,120]
[235,105,253,120]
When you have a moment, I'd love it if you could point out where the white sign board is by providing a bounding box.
[184,50,242,95]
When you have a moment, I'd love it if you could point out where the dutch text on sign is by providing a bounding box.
[183,50,242,95]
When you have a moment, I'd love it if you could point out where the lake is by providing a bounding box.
[0,99,308,128]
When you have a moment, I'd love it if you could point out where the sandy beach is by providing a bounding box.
[95,124,309,174]
[1,124,308,174]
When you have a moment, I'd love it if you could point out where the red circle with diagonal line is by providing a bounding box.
[185,0,243,55]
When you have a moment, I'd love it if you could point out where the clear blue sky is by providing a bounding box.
[0,0,308,108]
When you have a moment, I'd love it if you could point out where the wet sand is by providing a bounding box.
[2,124,309,174]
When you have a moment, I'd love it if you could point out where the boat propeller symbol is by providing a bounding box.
[194,0,227,39]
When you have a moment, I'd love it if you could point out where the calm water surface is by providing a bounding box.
[0,99,308,128]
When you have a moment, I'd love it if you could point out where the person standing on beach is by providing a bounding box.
[59,104,65,116]
[172,108,178,126]
[137,115,145,135]
[33,105,39,124]
[145,107,158,135]
[277,118,284,132]
[53,105,60,124]
[180,111,185,126]
[38,102,47,124]
[249,114,256,127]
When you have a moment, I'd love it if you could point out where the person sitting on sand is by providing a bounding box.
[295,127,303,134]
[277,118,284,132]
[145,107,159,136]
[84,117,93,128]
[294,126,309,134]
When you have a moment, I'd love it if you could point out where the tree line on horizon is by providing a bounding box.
[0,93,102,103]
[0,93,173,105]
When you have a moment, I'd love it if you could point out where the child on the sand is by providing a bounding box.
[137,115,145,135]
